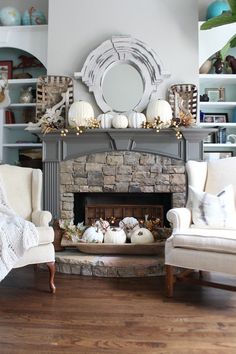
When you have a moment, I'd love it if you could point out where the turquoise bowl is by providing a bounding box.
[206,0,230,20]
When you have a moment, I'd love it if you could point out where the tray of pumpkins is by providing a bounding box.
[60,218,168,255]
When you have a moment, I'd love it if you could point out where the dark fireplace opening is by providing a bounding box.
[74,192,172,227]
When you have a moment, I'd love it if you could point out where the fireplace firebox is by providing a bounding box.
[74,192,172,227]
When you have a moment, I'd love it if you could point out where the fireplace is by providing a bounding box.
[59,149,186,223]
[40,128,213,218]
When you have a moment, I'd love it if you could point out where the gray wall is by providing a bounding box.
[47,0,198,115]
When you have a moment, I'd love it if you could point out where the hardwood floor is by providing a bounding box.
[1,268,236,354]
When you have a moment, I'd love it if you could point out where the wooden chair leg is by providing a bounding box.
[46,262,56,294]
[165,264,174,297]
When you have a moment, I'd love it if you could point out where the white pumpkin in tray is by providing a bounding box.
[104,227,127,244]
[82,226,104,243]
[119,217,140,241]
[130,228,154,244]
[94,219,110,234]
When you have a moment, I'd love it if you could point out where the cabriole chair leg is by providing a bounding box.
[47,262,56,294]
[165,264,174,297]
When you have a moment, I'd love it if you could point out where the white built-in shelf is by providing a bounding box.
[0,25,48,67]
[8,78,38,86]
[198,123,236,127]
[200,102,236,109]
[204,143,236,148]
[199,74,236,85]
[9,103,36,108]
[3,143,42,148]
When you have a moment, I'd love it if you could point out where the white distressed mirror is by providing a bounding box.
[75,35,170,113]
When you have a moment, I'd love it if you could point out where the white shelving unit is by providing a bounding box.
[0,26,47,165]
[199,23,236,157]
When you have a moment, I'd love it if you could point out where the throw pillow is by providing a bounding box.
[189,184,236,228]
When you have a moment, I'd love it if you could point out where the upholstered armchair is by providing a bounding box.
[0,164,56,293]
[165,157,236,297]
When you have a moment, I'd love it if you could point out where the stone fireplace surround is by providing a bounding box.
[60,152,185,223]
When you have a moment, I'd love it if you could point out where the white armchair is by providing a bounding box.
[165,157,236,297]
[0,164,56,293]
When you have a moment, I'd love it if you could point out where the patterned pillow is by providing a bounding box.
[189,184,236,228]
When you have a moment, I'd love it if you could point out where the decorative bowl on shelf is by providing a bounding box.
[0,7,21,26]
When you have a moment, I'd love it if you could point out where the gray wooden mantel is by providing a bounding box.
[40,128,213,218]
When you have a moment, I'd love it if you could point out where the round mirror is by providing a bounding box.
[77,36,170,114]
[102,63,144,112]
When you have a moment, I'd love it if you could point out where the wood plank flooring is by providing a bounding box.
[0,267,236,353]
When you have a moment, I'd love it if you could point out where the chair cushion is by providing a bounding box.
[36,226,54,245]
[172,228,236,254]
[189,184,236,228]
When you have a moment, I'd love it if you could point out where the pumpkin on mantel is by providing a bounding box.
[146,99,172,125]
[112,114,128,129]
[104,227,127,244]
[97,112,114,129]
[128,111,146,128]
[68,101,94,127]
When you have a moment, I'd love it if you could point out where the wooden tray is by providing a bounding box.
[76,242,164,255]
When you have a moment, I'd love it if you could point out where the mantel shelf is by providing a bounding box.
[40,127,214,163]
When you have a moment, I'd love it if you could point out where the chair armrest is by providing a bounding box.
[32,210,52,227]
[167,208,192,230]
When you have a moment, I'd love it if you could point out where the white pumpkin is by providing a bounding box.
[68,101,94,127]
[119,217,140,240]
[130,228,154,244]
[82,226,104,243]
[104,227,126,244]
[128,111,146,128]
[97,112,114,129]
[112,114,128,129]
[146,99,172,125]
[94,219,110,234]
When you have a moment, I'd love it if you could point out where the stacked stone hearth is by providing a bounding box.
[60,151,186,221]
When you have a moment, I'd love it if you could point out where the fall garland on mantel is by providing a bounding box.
[60,115,196,140]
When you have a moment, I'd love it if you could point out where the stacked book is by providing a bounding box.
[216,127,227,144]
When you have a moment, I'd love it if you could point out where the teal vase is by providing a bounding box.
[206,0,231,20]
[22,7,46,25]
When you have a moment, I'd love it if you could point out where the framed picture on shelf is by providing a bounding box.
[202,113,228,123]
[205,88,225,102]
[204,151,233,161]
[0,60,13,80]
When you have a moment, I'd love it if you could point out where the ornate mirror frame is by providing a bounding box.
[75,35,171,113]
